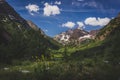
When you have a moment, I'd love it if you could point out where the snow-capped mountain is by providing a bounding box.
[54,28,99,44]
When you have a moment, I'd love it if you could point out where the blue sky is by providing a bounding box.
[6,0,120,37]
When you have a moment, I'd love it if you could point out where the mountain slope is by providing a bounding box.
[72,13,120,64]
[0,0,30,28]
[96,13,120,40]
[0,0,60,63]
[68,13,120,80]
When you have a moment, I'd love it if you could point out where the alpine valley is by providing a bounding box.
[0,0,120,80]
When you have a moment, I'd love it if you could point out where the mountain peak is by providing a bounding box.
[54,28,98,45]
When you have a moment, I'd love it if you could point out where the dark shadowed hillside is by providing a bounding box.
[0,0,60,63]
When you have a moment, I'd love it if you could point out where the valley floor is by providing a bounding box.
[0,51,120,80]
[0,40,120,80]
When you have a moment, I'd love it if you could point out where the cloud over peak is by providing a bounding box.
[77,22,85,29]
[84,17,111,26]
[25,4,40,15]
[43,3,61,16]
[62,21,75,28]
[61,17,111,29]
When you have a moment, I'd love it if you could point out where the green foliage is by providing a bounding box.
[0,60,120,80]
[0,15,60,64]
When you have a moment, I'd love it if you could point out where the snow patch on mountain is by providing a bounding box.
[54,28,99,44]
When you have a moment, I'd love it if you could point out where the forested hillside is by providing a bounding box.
[0,0,60,64]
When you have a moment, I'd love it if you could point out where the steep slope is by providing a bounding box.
[0,0,29,43]
[89,30,99,39]
[0,23,11,44]
[96,13,120,40]
[27,20,44,33]
[0,0,29,28]
[0,0,60,63]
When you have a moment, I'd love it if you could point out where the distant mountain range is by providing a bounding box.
[54,28,99,44]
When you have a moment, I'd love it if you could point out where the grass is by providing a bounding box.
[52,40,103,58]
[0,39,119,80]
[0,59,120,80]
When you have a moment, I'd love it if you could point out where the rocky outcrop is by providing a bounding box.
[96,13,120,40]
[0,0,29,28]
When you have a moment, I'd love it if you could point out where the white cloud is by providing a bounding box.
[62,21,75,28]
[84,17,111,26]
[55,1,61,5]
[77,22,85,29]
[43,3,60,16]
[25,4,40,15]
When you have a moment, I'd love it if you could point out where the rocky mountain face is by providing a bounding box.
[96,13,120,40]
[26,20,44,34]
[54,28,99,44]
[0,0,29,28]
[0,0,47,44]
[89,30,99,39]
[0,0,30,43]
